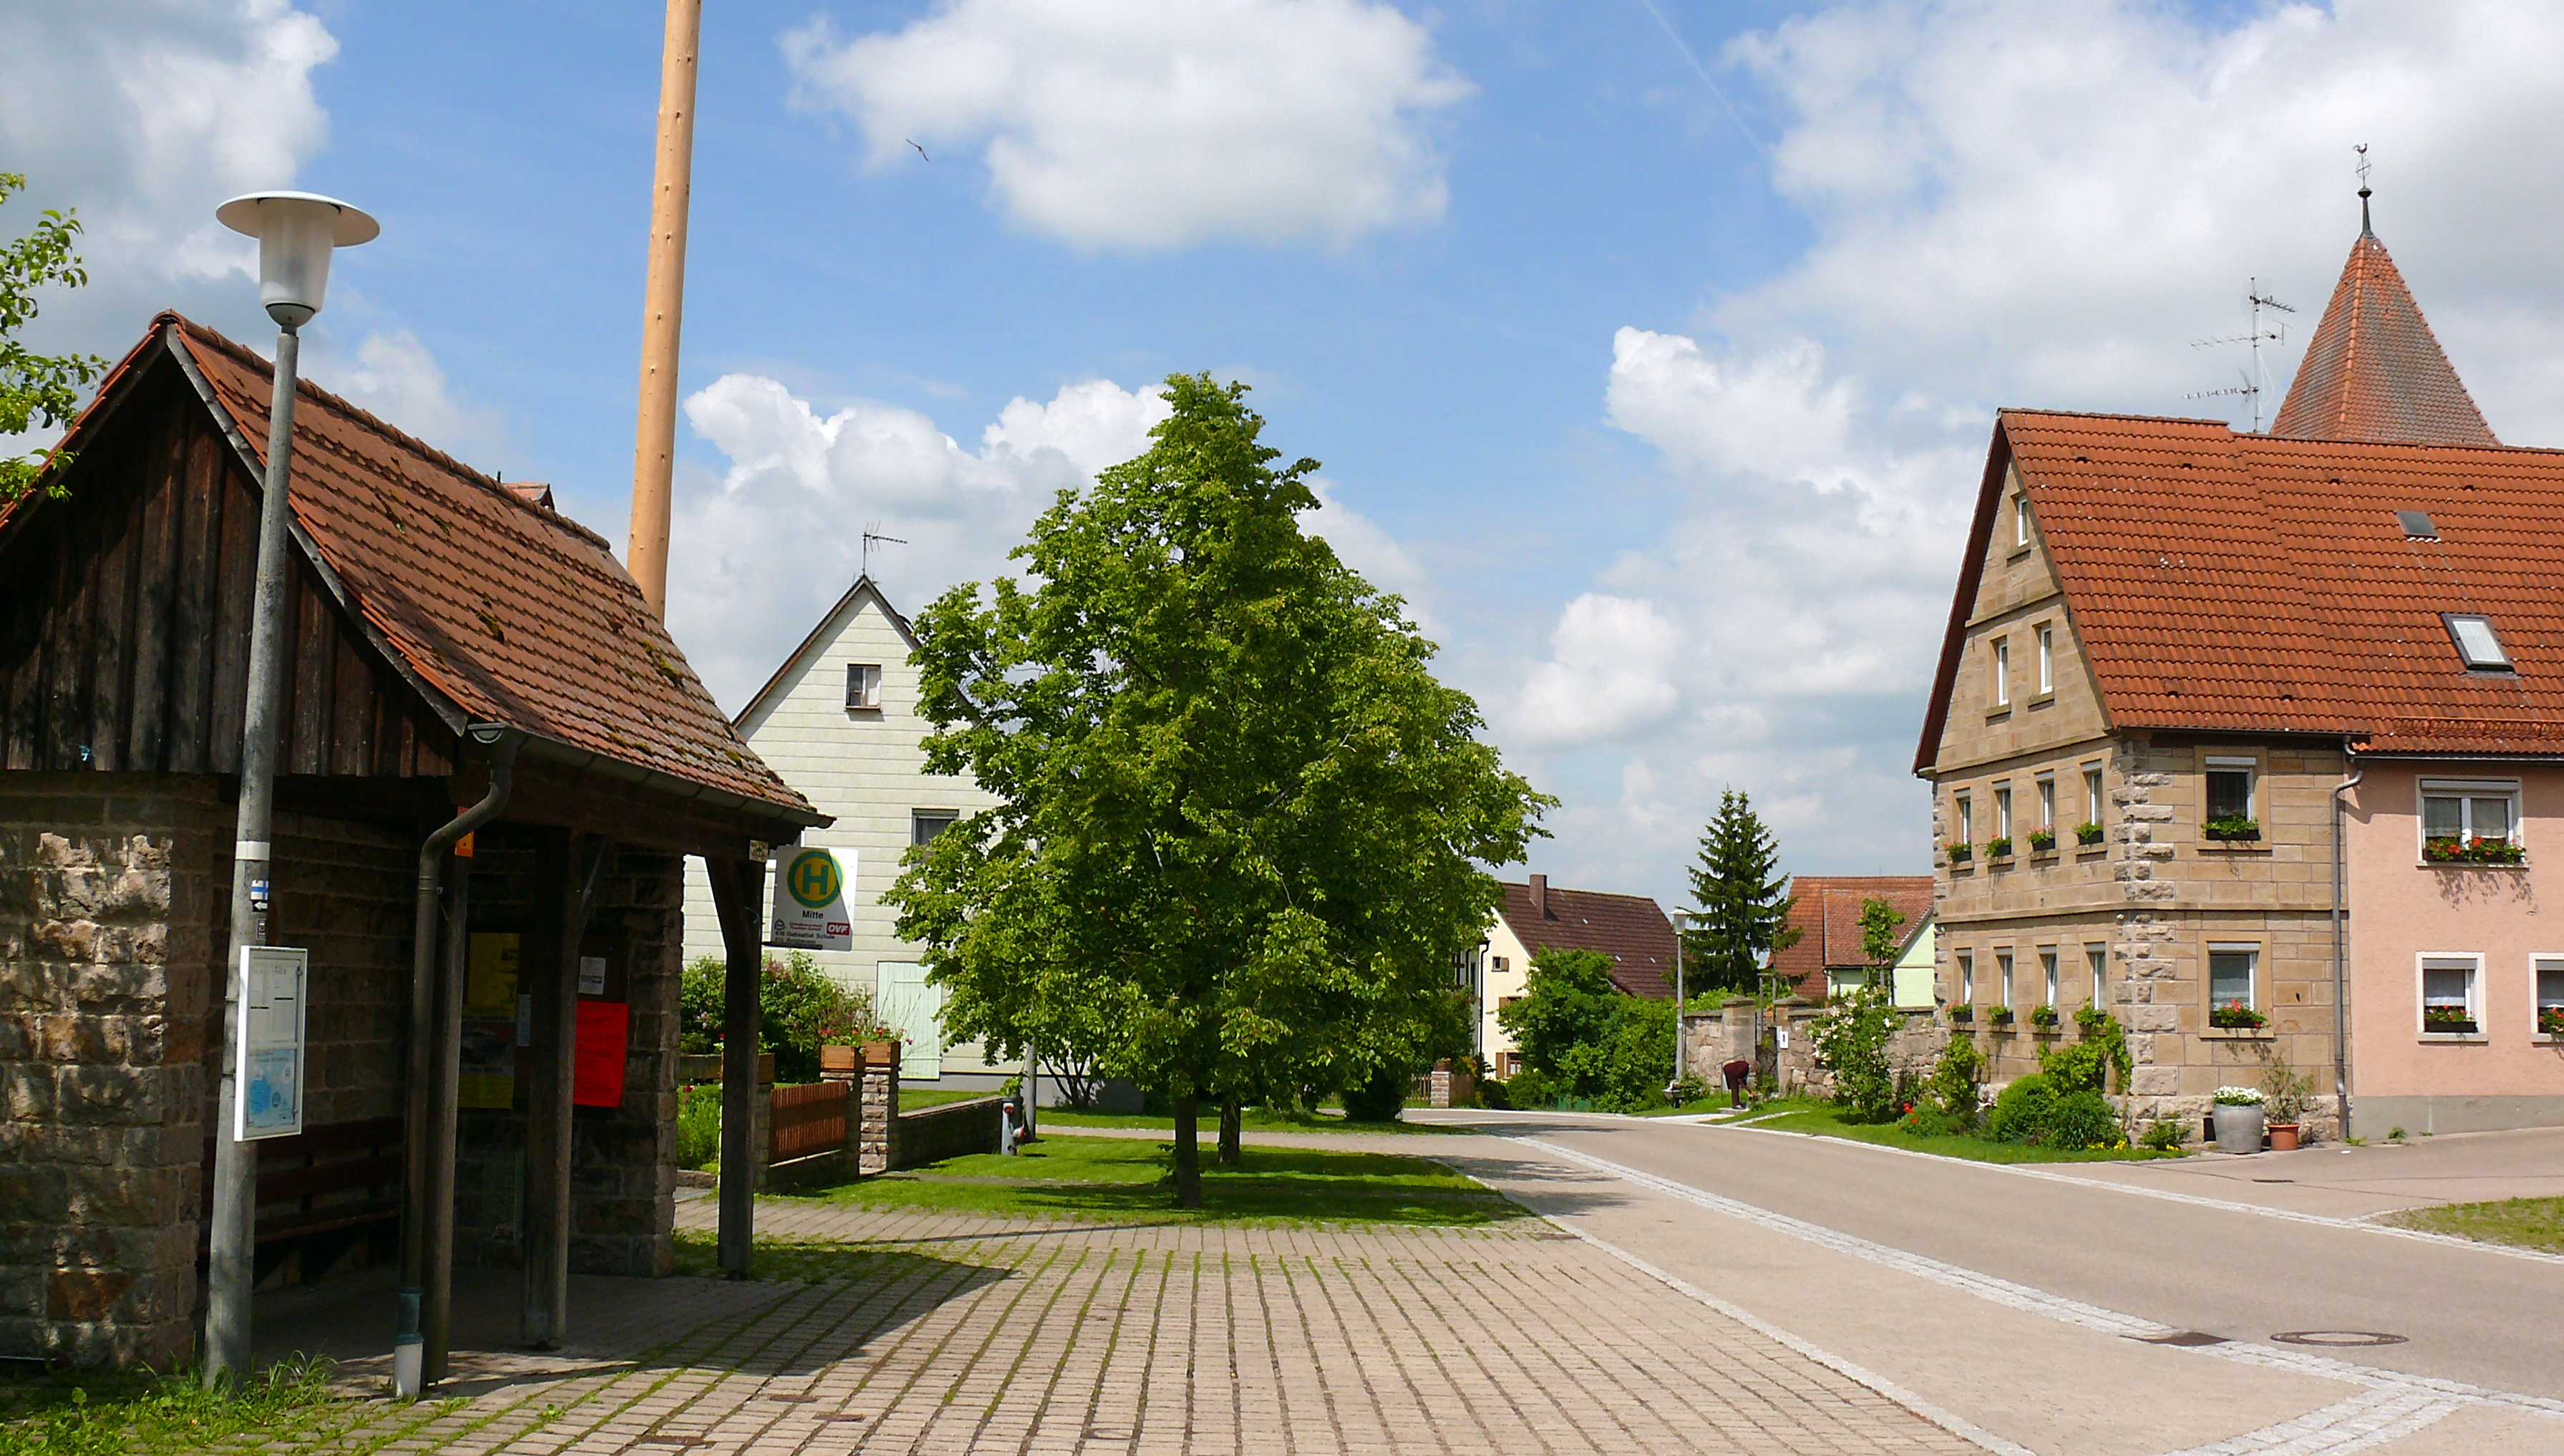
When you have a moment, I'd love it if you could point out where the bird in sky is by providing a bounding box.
[906,138,929,161]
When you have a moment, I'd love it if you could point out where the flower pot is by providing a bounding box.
[2212,1103,2266,1154]
[2268,1122,2301,1152]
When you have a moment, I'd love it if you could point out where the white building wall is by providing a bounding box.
[680,586,1007,1081]
[1478,916,1533,1077]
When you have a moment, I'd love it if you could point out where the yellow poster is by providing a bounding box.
[465,933,520,1017]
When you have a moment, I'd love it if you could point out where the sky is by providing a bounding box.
[11,0,2564,911]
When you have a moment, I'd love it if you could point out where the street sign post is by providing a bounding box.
[768,846,854,951]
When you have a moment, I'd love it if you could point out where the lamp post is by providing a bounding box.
[1666,912,1691,1104]
[203,191,378,1388]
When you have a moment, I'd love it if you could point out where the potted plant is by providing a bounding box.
[2263,1053,2315,1151]
[1947,842,1973,863]
[1986,836,2014,860]
[2028,828,2058,853]
[2422,1005,2480,1034]
[1988,1005,2015,1029]
[2203,815,2261,843]
[2211,1086,2266,1153]
[1947,1004,1975,1025]
[2208,1000,2267,1030]
[2424,835,2525,865]
[2029,1004,2060,1031]
[2541,1006,2564,1038]
[2076,820,2105,847]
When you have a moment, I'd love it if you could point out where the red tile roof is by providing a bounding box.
[2272,228,2497,447]
[155,315,815,817]
[1497,880,1676,999]
[1767,876,1934,997]
[1918,409,2564,766]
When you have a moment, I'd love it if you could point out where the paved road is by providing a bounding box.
[1415,1109,2564,1455]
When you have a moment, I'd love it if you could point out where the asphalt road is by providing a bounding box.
[1413,1110,2564,1455]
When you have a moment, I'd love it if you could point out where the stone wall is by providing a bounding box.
[0,773,225,1369]
[1684,1000,1942,1101]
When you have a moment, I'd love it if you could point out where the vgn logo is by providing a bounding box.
[769,846,855,952]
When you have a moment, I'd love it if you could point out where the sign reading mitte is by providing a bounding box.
[769,846,854,951]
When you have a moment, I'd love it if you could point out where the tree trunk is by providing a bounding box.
[1172,1090,1202,1208]
[1217,1097,1242,1167]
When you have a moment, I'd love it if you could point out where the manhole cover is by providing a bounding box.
[2273,1331,2409,1348]
[2132,1331,2228,1347]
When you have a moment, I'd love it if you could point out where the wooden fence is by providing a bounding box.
[769,1082,848,1165]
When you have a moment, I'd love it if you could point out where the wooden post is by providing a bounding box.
[706,855,765,1277]
[424,855,471,1382]
[522,834,611,1347]
[626,0,704,616]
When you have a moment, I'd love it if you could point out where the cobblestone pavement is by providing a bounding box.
[266,1191,1984,1455]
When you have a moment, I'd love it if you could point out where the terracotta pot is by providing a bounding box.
[2268,1122,2301,1152]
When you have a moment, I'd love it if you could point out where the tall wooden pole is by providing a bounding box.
[628,0,704,617]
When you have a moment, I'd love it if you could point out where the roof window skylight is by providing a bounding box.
[2397,510,2437,539]
[2446,614,2511,671]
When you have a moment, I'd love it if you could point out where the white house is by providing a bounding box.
[680,577,1007,1085]
[1476,874,1676,1079]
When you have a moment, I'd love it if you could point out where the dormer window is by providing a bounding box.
[846,662,884,709]
[2446,615,2511,672]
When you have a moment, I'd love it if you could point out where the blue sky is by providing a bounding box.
[12,1,2564,910]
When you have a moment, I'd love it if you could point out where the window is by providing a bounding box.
[2208,944,2258,1012]
[845,662,883,710]
[2538,958,2564,1037]
[910,810,958,846]
[2036,775,2056,830]
[1497,995,1522,1011]
[1492,956,1509,974]
[2084,764,2105,825]
[2445,614,2512,671]
[2420,956,2480,1034]
[1992,638,2010,706]
[1997,951,2015,1009]
[2205,756,2255,825]
[1994,785,2013,839]
[1955,792,1973,844]
[2087,944,2109,1008]
[2421,779,2518,850]
[1958,951,1974,1004]
[2040,948,2059,1008]
[2014,495,2031,548]
[2036,626,2054,695]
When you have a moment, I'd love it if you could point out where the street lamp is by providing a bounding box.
[203,190,378,1389]
[1666,911,1693,1105]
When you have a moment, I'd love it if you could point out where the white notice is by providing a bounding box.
[235,946,309,1141]
[578,956,608,996]
[768,847,855,952]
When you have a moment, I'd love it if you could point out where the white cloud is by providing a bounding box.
[308,330,508,467]
[1515,593,1683,750]
[782,0,1471,250]
[666,375,1172,711]
[1302,479,1435,634]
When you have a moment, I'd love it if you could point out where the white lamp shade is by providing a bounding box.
[215,191,379,328]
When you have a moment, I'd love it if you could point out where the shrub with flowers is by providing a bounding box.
[2212,1085,2264,1107]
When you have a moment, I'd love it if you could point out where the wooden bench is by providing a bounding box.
[198,1116,405,1247]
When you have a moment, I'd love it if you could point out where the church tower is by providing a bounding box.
[2271,184,2498,447]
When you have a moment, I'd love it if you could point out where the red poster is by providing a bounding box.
[573,1001,630,1107]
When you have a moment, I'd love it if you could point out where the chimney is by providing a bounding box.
[1528,873,1547,918]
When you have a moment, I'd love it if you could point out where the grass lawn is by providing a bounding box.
[800,1135,1520,1226]
[0,1359,413,1456]
[1746,1100,2186,1165]
[899,1087,996,1111]
[1036,1107,1444,1135]
[2379,1196,2564,1253]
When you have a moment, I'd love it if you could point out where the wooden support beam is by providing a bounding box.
[521,831,609,1348]
[424,855,470,1382]
[706,855,765,1278]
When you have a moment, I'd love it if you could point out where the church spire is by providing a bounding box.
[2270,182,2497,447]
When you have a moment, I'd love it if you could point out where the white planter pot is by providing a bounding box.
[2213,1103,2266,1154]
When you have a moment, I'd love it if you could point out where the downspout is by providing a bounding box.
[2331,742,2363,1144]
[396,727,519,1398]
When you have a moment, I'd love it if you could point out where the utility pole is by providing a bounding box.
[627,0,704,616]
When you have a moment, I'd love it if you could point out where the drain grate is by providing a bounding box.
[2132,1330,2229,1347]
[2273,1331,2409,1348]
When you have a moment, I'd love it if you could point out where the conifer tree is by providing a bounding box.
[1685,790,1797,994]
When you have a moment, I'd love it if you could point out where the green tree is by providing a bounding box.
[1857,896,1908,975]
[1685,790,1799,994]
[1,174,107,500]
[887,374,1549,1206]
[1810,982,1900,1120]
[1497,948,1678,1112]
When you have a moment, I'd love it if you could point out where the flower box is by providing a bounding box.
[2422,1009,2480,1035]
[2028,829,2058,853]
[2423,836,2525,865]
[1985,837,2014,859]
[2203,816,2261,843]
[2029,1004,2060,1030]
[2208,1001,2267,1030]
[2076,822,2104,847]
[1946,843,1973,863]
[1946,1005,1975,1025]
[1987,1006,2016,1028]
[2540,1007,2564,1038]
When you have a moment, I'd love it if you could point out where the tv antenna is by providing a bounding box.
[861,525,907,580]
[2187,277,2296,432]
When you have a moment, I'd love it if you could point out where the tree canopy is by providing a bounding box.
[887,374,1549,1204]
[1,174,106,500]
[1495,947,1676,1113]
[1685,789,1798,994]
